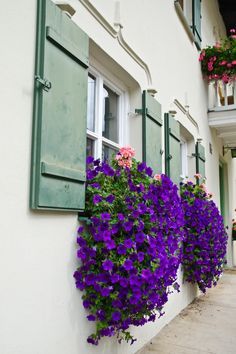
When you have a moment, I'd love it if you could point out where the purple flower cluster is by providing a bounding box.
[181,181,228,293]
[74,156,185,345]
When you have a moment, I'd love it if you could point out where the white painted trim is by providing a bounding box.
[79,0,153,86]
[174,98,199,130]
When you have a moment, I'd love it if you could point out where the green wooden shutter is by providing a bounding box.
[164,113,181,186]
[142,91,162,173]
[192,0,201,49]
[195,142,205,184]
[30,0,89,211]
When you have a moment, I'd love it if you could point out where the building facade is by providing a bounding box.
[1,1,236,353]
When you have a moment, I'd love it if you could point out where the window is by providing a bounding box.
[175,0,201,49]
[86,68,126,162]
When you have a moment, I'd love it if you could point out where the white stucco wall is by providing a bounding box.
[0,1,232,354]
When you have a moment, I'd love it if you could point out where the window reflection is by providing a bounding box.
[102,85,119,143]
[87,75,96,131]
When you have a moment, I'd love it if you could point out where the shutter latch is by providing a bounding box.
[35,75,52,92]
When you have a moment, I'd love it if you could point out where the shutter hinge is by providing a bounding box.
[135,108,148,115]
[35,75,52,92]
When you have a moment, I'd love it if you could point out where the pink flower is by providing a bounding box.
[119,146,135,159]
[219,60,227,66]
[222,73,230,83]
[231,35,236,39]
[214,42,221,49]
[194,173,202,179]
[230,29,236,33]
[117,159,132,169]
[199,50,205,61]
[232,60,236,65]
[227,63,232,68]
[153,174,161,181]
[208,62,214,71]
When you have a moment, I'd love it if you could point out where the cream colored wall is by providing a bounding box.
[0,1,232,354]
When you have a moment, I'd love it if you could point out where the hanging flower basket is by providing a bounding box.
[180,175,228,293]
[74,147,185,345]
[199,29,236,83]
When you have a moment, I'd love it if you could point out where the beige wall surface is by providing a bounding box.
[0,1,233,354]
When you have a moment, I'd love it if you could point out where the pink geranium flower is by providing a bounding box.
[119,146,135,159]
[153,174,161,181]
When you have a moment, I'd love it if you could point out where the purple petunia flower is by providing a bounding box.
[101,212,111,221]
[86,156,94,164]
[137,162,146,172]
[91,182,101,189]
[117,213,125,221]
[124,238,133,249]
[135,232,145,244]
[106,194,115,203]
[102,260,114,271]
[105,239,116,250]
[83,300,91,309]
[117,245,126,255]
[137,252,145,262]
[123,221,133,232]
[110,273,120,284]
[87,314,96,321]
[123,259,133,271]
[93,194,102,204]
[100,287,112,297]
[145,166,153,176]
[112,311,121,322]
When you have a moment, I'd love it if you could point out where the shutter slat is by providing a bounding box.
[195,142,205,184]
[142,91,162,173]
[165,113,181,186]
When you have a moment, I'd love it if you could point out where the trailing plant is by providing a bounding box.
[180,175,228,293]
[74,147,185,345]
[199,29,236,83]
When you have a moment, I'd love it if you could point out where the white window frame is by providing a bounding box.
[86,63,128,160]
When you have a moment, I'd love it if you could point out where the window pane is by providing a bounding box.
[86,138,94,158]
[87,75,96,131]
[102,85,119,143]
[102,144,118,162]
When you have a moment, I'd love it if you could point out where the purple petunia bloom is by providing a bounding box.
[91,182,101,189]
[110,273,120,284]
[124,238,133,249]
[93,194,102,204]
[102,260,114,271]
[123,259,133,271]
[100,287,112,297]
[86,156,94,164]
[105,239,116,250]
[135,232,145,244]
[112,311,121,322]
[77,226,84,234]
[87,314,96,321]
[123,221,133,232]
[106,194,115,203]
[117,245,126,255]
[101,212,111,221]
[83,300,91,309]
[137,252,145,262]
[137,162,146,172]
[145,166,153,176]
[117,213,125,221]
